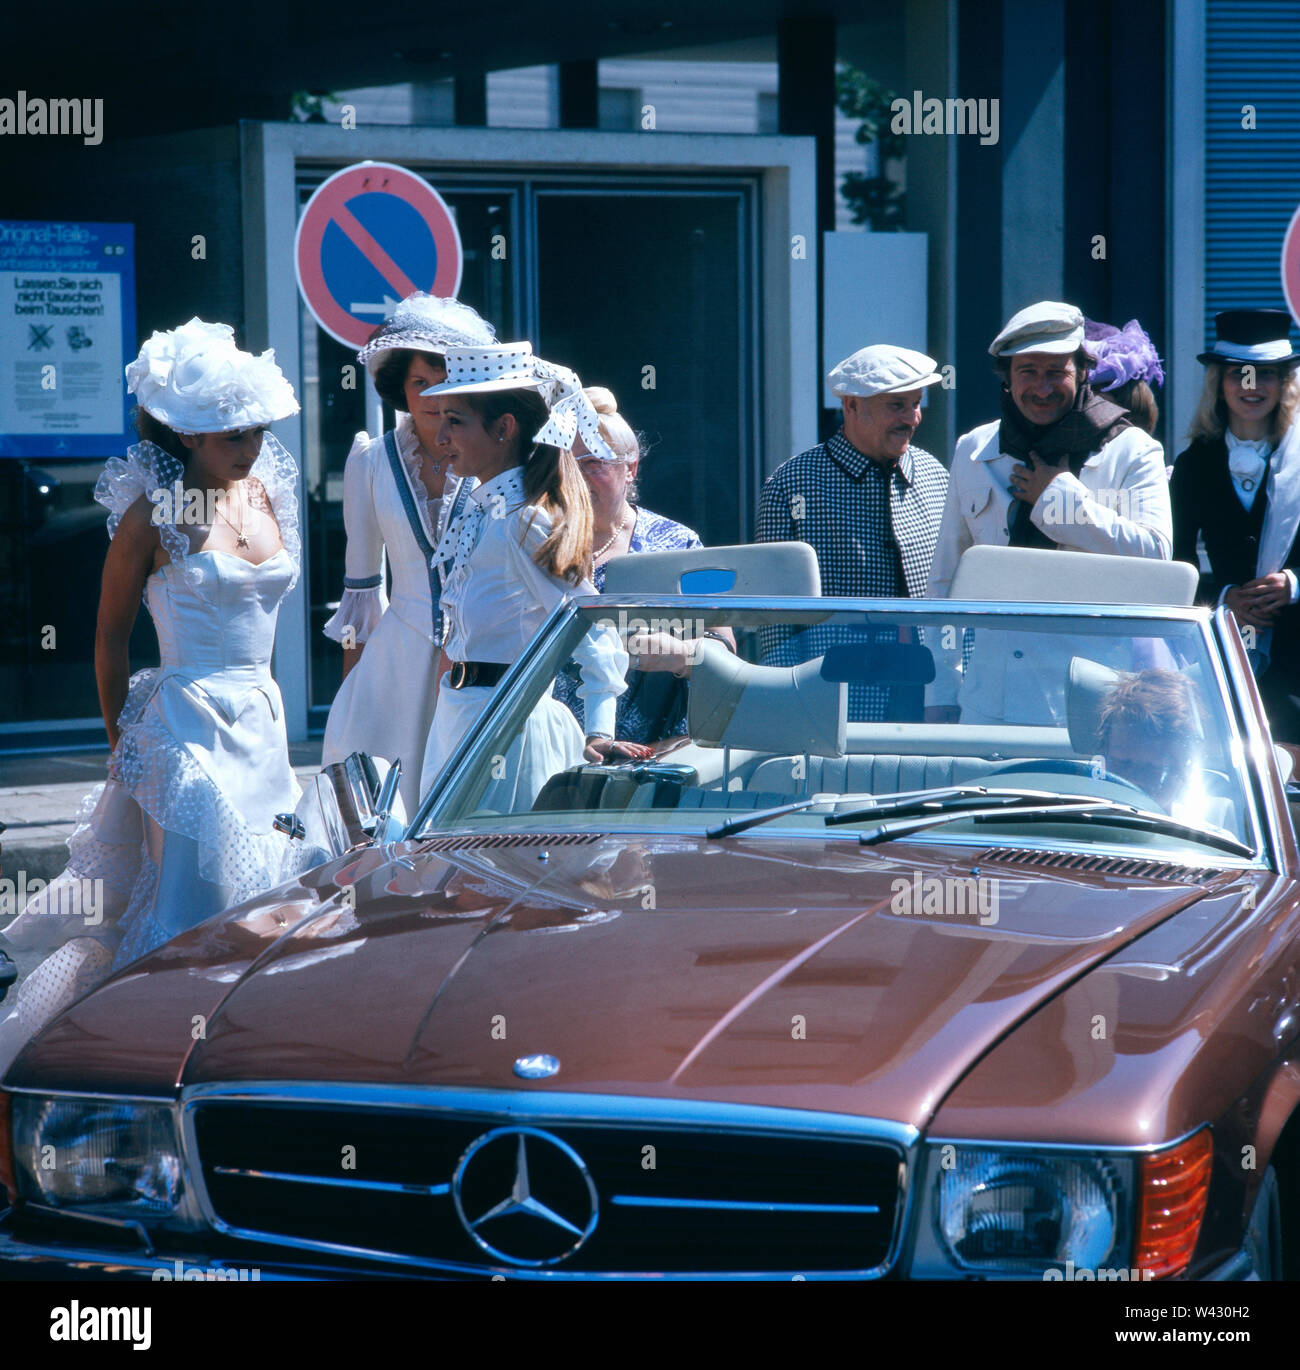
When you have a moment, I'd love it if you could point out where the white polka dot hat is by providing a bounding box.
[422,343,618,460]
[355,293,496,376]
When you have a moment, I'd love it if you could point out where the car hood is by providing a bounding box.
[10,835,1244,1132]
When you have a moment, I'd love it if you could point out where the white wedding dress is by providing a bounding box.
[0,436,304,1072]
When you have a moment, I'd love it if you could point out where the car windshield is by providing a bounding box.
[412,601,1264,862]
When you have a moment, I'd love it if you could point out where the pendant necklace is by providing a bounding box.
[216,488,250,547]
[594,508,632,562]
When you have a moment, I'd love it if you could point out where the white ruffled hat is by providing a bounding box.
[355,292,497,375]
[126,318,299,434]
[423,342,617,459]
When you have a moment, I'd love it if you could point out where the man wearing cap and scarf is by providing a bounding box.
[925,300,1172,724]
[757,343,949,719]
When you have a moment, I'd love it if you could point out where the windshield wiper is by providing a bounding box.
[705,798,826,839]
[854,794,1253,857]
[856,800,1111,846]
[705,786,1091,842]
[704,785,1255,858]
[962,801,1254,858]
[827,785,1092,827]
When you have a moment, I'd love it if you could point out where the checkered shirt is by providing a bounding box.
[756,430,948,719]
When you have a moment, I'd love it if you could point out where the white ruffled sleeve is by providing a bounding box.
[322,431,390,645]
[249,432,303,591]
[94,441,190,569]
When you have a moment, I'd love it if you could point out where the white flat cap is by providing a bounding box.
[989,301,1085,357]
[827,344,943,398]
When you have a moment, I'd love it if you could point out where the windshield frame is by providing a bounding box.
[405,594,1276,870]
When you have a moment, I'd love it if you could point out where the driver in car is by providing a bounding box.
[1096,669,1206,816]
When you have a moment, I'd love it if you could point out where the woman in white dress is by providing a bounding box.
[322,293,496,816]
[419,344,634,808]
[0,319,302,1071]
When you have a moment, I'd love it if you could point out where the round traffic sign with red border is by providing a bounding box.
[294,162,463,349]
[1284,202,1300,331]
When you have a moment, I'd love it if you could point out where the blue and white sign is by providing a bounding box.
[0,220,136,457]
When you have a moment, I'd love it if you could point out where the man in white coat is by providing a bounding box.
[926,300,1172,724]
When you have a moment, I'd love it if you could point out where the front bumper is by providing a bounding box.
[0,1220,1262,1282]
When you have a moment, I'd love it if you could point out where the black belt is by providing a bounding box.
[447,660,508,690]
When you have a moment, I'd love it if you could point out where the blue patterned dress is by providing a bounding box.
[554,507,702,743]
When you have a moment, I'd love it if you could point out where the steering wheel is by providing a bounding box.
[980,758,1152,802]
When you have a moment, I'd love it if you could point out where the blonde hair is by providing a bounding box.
[470,389,593,585]
[1187,361,1300,444]
[584,386,640,461]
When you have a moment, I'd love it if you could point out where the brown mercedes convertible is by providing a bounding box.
[3,579,1300,1279]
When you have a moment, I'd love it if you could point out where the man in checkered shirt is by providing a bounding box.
[757,344,949,720]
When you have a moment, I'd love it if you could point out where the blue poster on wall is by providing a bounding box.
[0,220,136,457]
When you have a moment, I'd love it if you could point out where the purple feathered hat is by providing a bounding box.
[1083,318,1165,392]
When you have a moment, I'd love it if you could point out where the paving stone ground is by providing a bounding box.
[0,741,324,995]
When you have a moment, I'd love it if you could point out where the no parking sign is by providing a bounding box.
[1284,201,1300,331]
[294,162,463,349]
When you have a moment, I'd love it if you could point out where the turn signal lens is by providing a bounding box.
[1135,1129,1213,1278]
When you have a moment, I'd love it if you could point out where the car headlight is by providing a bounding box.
[910,1145,1134,1277]
[10,1095,198,1227]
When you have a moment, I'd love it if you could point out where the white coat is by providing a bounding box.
[926,419,1173,722]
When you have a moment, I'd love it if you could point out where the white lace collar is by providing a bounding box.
[94,435,301,589]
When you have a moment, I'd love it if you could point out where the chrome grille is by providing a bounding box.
[190,1096,904,1277]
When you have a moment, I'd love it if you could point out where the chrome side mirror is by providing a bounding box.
[273,812,307,840]
[371,758,405,845]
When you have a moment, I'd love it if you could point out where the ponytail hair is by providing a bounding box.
[472,388,594,584]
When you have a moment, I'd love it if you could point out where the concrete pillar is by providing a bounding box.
[778,16,837,429]
[1000,0,1066,317]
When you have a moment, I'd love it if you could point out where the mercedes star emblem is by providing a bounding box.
[452,1126,599,1267]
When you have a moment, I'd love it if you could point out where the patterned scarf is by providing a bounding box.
[999,383,1132,547]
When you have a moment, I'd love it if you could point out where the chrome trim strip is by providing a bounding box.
[1,1086,175,1103]
[210,1166,450,1198]
[180,1083,919,1147]
[179,1084,916,1280]
[572,594,1208,621]
[609,1195,881,1215]
[924,1123,1208,1155]
[1211,607,1283,869]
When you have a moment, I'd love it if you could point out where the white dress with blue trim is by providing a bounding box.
[322,413,471,816]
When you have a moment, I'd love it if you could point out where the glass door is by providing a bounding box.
[297,182,519,722]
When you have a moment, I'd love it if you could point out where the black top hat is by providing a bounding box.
[1198,308,1300,366]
